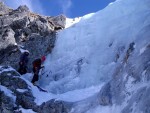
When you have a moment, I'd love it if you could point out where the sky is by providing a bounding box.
[2,0,116,18]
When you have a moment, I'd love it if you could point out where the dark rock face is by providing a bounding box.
[0,66,34,113]
[16,91,37,110]
[50,15,66,29]
[10,17,29,30]
[0,91,16,113]
[39,99,71,113]
[98,83,112,106]
[17,5,29,12]
[0,3,66,71]
[0,71,28,90]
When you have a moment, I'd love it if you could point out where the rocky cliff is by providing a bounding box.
[0,2,66,71]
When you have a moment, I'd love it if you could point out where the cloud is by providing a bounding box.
[58,0,72,17]
[4,0,44,14]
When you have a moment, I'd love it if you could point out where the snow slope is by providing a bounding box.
[21,74,103,105]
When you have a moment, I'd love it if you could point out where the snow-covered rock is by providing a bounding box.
[0,66,72,113]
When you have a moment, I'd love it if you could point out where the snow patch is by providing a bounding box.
[81,13,95,20]
[16,89,28,93]
[139,46,147,55]
[86,105,122,113]
[19,108,36,113]
[65,17,81,28]
[22,73,33,82]
[0,66,15,74]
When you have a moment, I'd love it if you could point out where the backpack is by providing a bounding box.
[20,53,28,65]
[32,58,41,68]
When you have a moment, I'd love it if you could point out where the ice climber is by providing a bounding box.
[31,56,46,84]
[18,50,29,75]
